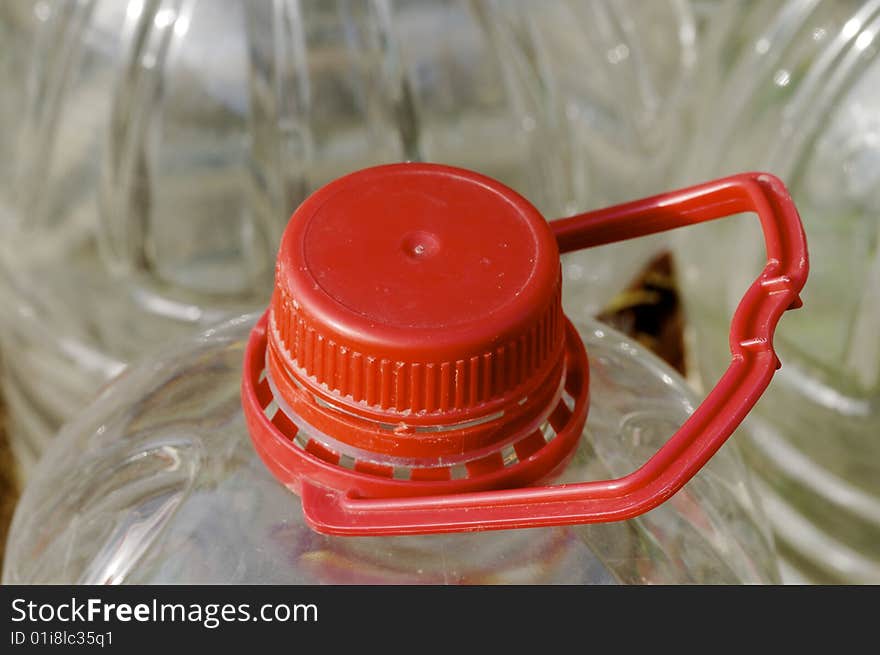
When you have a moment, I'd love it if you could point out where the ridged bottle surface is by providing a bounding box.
[677,0,880,583]
[0,0,695,476]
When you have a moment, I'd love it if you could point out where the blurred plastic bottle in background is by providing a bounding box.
[677,0,880,583]
[0,2,35,218]
[495,0,696,321]
[0,0,697,478]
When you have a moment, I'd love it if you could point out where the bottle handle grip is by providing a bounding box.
[301,172,808,535]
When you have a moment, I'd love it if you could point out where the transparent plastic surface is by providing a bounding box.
[677,0,880,583]
[0,0,695,476]
[3,315,777,584]
[499,0,696,324]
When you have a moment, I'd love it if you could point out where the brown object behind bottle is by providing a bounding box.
[0,394,20,573]
[597,252,686,375]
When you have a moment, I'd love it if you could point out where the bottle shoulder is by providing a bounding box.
[3,314,776,584]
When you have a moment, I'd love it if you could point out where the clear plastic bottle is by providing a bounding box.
[0,0,696,476]
[677,0,880,583]
[493,0,697,323]
[2,161,806,584]
[2,313,779,584]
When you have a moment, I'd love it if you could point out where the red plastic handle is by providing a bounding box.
[301,172,808,535]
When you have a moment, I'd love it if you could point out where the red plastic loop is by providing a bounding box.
[290,172,808,535]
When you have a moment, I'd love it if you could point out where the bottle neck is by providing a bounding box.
[263,354,567,478]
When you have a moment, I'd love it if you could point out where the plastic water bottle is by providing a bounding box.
[2,163,807,583]
[677,0,880,583]
[0,0,696,477]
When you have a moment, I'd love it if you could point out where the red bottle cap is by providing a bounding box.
[264,163,573,466]
[271,163,563,421]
